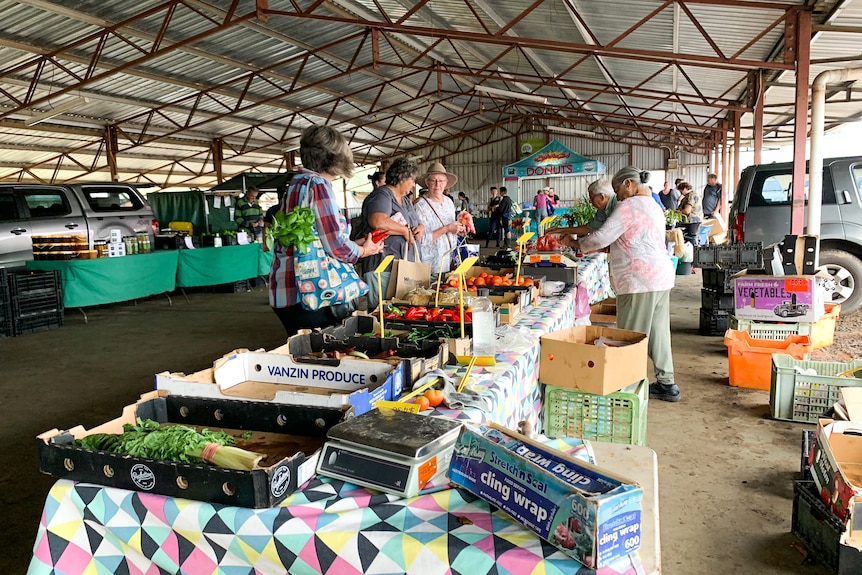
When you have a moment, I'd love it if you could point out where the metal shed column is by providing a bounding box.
[790,9,811,235]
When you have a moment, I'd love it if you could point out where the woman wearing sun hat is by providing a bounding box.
[414,161,466,275]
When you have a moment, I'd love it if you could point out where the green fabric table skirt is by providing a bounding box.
[258,248,273,277]
[176,244,262,287]
[27,251,180,308]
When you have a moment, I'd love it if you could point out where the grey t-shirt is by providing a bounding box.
[702,184,722,216]
[361,185,419,270]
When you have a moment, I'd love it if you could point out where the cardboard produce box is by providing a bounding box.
[810,418,862,539]
[37,391,350,508]
[732,270,828,323]
[540,326,648,395]
[449,423,643,569]
[590,298,617,325]
[156,346,403,416]
[489,291,522,325]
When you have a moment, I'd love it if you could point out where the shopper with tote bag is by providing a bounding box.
[269,125,385,336]
[414,162,465,276]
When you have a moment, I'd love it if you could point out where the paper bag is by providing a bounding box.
[386,246,431,300]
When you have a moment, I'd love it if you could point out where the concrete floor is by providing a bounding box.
[0,271,831,575]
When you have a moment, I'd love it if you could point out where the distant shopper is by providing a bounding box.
[368,171,385,189]
[262,185,287,253]
[457,191,473,213]
[535,187,550,221]
[496,186,514,247]
[486,186,502,247]
[235,187,263,239]
[702,173,723,219]
[547,179,617,237]
[677,181,702,222]
[568,166,679,402]
[658,181,680,210]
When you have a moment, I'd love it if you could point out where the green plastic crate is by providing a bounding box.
[770,354,862,423]
[543,379,648,445]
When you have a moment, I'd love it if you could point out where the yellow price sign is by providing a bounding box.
[540,216,557,227]
[375,400,420,414]
[374,255,394,274]
[517,232,534,244]
[452,256,478,276]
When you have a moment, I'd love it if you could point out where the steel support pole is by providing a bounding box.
[105,125,119,181]
[753,71,764,164]
[790,9,811,235]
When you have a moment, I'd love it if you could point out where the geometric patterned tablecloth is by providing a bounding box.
[28,287,648,575]
[29,437,647,575]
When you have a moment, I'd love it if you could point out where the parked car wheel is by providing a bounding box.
[820,249,862,314]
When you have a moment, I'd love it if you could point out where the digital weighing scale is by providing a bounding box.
[316,408,462,497]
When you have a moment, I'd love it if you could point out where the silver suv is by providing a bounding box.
[728,156,862,312]
[0,183,155,268]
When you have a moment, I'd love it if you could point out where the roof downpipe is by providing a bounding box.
[809,67,862,237]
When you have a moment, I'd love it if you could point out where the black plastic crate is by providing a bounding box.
[698,308,728,336]
[701,288,734,311]
[701,267,741,294]
[8,270,61,298]
[694,243,765,270]
[13,310,64,336]
[13,289,63,317]
[792,479,862,574]
[801,430,814,480]
[0,297,11,338]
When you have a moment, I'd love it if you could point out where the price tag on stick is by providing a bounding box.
[516,232,534,283]
[451,256,478,339]
[374,255,394,337]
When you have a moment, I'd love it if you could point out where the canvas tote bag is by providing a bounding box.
[386,243,431,300]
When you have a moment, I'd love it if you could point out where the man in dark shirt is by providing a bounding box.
[496,187,514,247]
[702,173,723,219]
[486,186,502,247]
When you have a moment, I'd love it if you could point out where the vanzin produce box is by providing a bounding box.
[37,390,350,508]
[449,423,643,569]
[810,418,862,542]
[156,345,403,416]
[732,270,828,323]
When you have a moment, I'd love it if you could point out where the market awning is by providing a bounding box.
[503,140,606,181]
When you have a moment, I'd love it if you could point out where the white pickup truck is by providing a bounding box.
[0,182,155,269]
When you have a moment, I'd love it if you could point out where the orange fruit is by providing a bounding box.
[415,396,430,411]
[448,279,459,288]
[474,277,486,286]
[466,277,475,286]
[425,389,445,407]
[502,279,513,286]
[479,272,488,278]
[492,276,504,286]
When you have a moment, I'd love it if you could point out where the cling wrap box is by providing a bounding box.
[449,424,643,569]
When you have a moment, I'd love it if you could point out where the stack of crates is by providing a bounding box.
[694,243,764,335]
[0,268,11,338]
[543,379,648,446]
[8,270,64,336]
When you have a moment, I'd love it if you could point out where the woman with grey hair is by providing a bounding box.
[546,178,618,237]
[570,166,679,402]
[270,125,385,335]
[358,157,425,306]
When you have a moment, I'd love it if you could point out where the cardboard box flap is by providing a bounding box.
[843,388,862,423]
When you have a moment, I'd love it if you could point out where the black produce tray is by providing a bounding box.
[700,288,734,311]
[792,479,862,574]
[698,308,728,336]
[701,268,741,294]
[38,393,350,508]
[8,270,61,298]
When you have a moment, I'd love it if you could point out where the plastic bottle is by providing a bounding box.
[471,288,496,357]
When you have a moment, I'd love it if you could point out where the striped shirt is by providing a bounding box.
[269,170,361,308]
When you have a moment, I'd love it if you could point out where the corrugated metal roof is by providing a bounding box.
[0,0,858,188]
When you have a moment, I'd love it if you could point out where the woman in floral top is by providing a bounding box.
[415,162,465,275]
[568,166,680,403]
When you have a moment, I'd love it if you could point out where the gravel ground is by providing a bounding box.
[810,307,862,362]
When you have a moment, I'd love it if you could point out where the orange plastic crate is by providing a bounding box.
[724,330,812,390]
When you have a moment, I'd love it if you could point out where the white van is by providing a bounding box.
[0,183,155,269]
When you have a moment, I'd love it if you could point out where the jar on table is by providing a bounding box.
[93,240,107,258]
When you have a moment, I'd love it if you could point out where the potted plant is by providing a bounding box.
[562,198,597,227]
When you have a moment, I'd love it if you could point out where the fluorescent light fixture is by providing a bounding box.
[548,125,594,137]
[473,85,548,105]
[25,97,90,126]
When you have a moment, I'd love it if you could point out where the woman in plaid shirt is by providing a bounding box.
[269,125,384,335]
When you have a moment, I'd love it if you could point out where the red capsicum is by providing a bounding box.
[404,306,428,320]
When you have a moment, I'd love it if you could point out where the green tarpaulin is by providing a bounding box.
[27,251,179,308]
[147,191,208,235]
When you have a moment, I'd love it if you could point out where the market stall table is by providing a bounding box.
[577,252,615,306]
[26,251,179,310]
[28,442,659,575]
[175,243,264,288]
